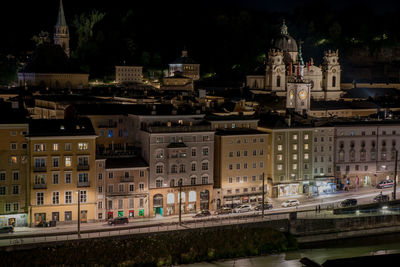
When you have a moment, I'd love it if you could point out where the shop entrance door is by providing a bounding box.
[81,210,87,223]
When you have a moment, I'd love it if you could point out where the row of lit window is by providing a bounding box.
[34,156,89,168]
[277,134,309,141]
[277,143,309,151]
[155,162,209,173]
[33,172,89,185]
[277,153,309,161]
[103,170,145,179]
[33,142,89,152]
[156,136,210,143]
[35,191,87,206]
[228,174,264,183]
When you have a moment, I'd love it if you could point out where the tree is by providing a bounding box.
[72,10,105,51]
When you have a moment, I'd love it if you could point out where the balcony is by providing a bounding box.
[107,191,131,196]
[33,166,47,172]
[77,164,90,171]
[77,181,90,187]
[33,183,47,189]
[120,176,134,182]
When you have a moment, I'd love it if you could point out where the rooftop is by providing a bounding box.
[28,117,96,137]
[105,157,148,169]
[215,128,268,136]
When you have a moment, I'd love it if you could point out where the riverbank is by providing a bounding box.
[0,222,297,266]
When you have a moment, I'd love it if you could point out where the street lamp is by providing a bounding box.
[76,190,81,239]
[262,173,265,219]
[394,150,398,200]
[178,179,183,226]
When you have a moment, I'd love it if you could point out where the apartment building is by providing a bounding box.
[214,129,269,208]
[258,114,313,198]
[27,118,97,225]
[334,121,400,189]
[0,110,29,227]
[102,157,149,219]
[130,107,213,217]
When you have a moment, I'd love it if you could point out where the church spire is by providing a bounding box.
[56,0,67,27]
[280,19,288,35]
[54,0,70,57]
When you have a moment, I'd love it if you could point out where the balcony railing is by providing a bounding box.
[77,181,90,187]
[33,166,47,172]
[107,191,132,196]
[77,164,90,171]
[33,183,47,189]
[120,176,134,182]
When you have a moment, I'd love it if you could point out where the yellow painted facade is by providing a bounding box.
[0,124,29,226]
[27,135,97,225]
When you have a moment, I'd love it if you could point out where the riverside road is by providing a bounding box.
[0,186,398,247]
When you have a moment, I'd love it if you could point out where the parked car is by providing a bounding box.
[255,203,273,211]
[233,204,253,213]
[340,198,358,207]
[0,226,14,233]
[108,217,129,225]
[376,180,394,189]
[373,194,390,202]
[281,199,300,207]
[216,207,232,214]
[193,209,211,218]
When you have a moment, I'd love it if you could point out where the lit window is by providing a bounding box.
[304,144,309,150]
[65,157,72,167]
[304,134,309,140]
[277,154,283,161]
[277,164,283,171]
[53,143,59,151]
[78,142,89,151]
[304,153,309,160]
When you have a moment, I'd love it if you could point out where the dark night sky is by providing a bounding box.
[1,0,399,54]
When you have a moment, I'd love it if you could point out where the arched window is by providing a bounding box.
[332,76,336,87]
[189,191,196,202]
[170,179,175,187]
[277,75,281,87]
[156,149,164,159]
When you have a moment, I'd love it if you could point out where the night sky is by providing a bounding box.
[1,0,399,53]
[1,0,400,80]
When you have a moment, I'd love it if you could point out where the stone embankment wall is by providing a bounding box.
[0,220,295,266]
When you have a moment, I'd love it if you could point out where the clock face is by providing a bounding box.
[332,69,336,73]
[299,90,307,100]
[289,90,294,99]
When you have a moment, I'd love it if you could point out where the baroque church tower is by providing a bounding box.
[322,49,341,99]
[266,49,286,92]
[54,0,70,57]
[286,43,311,114]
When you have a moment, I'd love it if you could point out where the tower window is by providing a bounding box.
[332,76,336,87]
[277,76,281,87]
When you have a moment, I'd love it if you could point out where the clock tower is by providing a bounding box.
[286,43,311,114]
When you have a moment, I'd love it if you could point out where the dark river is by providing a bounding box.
[183,234,400,266]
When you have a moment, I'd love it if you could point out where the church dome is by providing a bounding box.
[273,21,298,52]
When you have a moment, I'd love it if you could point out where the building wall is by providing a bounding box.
[104,166,149,219]
[18,73,89,89]
[259,127,313,198]
[88,115,136,156]
[335,125,400,189]
[214,133,269,207]
[95,159,106,221]
[28,136,97,225]
[115,66,143,84]
[0,124,29,226]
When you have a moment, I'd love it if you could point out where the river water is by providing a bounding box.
[183,234,400,267]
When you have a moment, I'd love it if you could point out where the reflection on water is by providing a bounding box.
[183,239,400,267]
